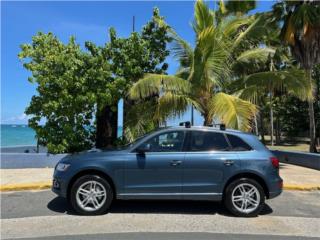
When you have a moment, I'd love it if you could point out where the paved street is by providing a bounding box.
[1,190,320,239]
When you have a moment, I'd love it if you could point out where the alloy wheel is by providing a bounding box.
[76,180,107,212]
[231,183,260,214]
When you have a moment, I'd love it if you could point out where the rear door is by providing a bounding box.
[182,130,240,199]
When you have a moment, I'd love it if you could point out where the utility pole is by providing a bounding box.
[191,105,194,126]
[132,16,135,32]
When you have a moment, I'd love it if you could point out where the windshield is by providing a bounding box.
[119,128,170,150]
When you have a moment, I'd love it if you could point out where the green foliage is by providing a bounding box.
[20,8,171,152]
[19,33,97,153]
[105,8,171,90]
[312,64,320,136]
[130,0,274,130]
[103,8,171,140]
[275,96,309,138]
[224,0,256,16]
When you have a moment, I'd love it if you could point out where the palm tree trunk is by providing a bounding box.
[306,69,317,153]
[275,116,281,145]
[96,104,118,148]
[260,109,265,144]
[254,113,258,135]
[191,105,194,126]
[203,112,213,126]
[270,92,274,146]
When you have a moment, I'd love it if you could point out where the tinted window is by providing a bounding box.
[227,134,252,151]
[189,131,229,151]
[140,131,185,152]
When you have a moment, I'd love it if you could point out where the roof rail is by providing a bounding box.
[208,123,226,131]
[179,121,191,128]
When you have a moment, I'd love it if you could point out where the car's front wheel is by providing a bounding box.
[70,175,113,215]
[224,178,265,217]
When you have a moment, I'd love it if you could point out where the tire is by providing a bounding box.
[70,174,113,215]
[224,178,265,217]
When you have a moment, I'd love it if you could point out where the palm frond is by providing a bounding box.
[129,74,191,100]
[155,92,199,122]
[234,85,266,104]
[210,93,257,131]
[192,25,230,88]
[192,0,215,34]
[236,47,275,63]
[218,16,253,38]
[244,69,313,101]
[124,100,158,142]
[170,33,194,68]
[231,15,264,50]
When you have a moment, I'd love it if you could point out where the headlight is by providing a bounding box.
[56,163,70,171]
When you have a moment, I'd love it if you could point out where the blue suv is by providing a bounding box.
[52,124,282,217]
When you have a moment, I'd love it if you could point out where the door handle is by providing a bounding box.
[224,160,234,166]
[170,160,182,166]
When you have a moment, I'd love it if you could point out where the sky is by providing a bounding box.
[1,0,275,126]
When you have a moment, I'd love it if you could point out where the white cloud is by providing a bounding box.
[1,113,30,124]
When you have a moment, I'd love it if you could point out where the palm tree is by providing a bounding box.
[234,66,313,144]
[231,20,313,146]
[129,0,274,131]
[273,1,320,152]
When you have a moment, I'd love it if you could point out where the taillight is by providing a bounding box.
[270,157,279,168]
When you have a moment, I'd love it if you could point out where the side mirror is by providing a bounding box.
[136,144,151,154]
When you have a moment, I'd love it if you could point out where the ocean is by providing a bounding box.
[0,124,123,147]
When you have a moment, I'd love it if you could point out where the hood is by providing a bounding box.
[59,148,128,164]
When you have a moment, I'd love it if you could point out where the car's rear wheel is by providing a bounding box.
[70,175,113,215]
[224,178,265,217]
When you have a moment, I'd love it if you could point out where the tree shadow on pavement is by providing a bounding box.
[47,197,273,217]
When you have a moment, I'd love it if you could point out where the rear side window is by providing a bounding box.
[227,134,252,151]
[189,131,229,151]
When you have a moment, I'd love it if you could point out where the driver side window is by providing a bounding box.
[139,131,185,152]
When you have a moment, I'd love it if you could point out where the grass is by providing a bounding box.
[262,135,314,152]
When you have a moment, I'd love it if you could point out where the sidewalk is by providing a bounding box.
[0,163,319,192]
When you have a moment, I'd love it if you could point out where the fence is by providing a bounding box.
[272,150,320,170]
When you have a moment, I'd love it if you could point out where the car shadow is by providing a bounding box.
[47,197,273,217]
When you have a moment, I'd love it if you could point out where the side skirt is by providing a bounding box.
[117,193,223,201]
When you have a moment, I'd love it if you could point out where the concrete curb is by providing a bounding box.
[0,182,52,192]
[1,182,319,192]
[283,184,320,191]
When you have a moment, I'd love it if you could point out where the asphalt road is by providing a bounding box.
[1,190,320,240]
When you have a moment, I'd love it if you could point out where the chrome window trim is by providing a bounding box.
[118,192,222,196]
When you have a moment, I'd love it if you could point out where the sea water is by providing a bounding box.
[0,124,123,147]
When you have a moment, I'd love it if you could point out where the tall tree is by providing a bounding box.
[19,8,171,152]
[273,0,320,152]
[105,8,171,141]
[19,33,97,153]
[84,42,120,148]
[129,0,275,130]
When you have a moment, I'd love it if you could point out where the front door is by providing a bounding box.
[183,131,240,199]
[123,130,186,199]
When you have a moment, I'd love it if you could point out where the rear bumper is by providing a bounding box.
[268,177,283,199]
[269,189,282,199]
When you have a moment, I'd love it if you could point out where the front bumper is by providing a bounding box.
[52,171,69,198]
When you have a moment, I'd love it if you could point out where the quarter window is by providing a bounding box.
[227,134,252,151]
[189,131,229,151]
[139,131,185,152]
